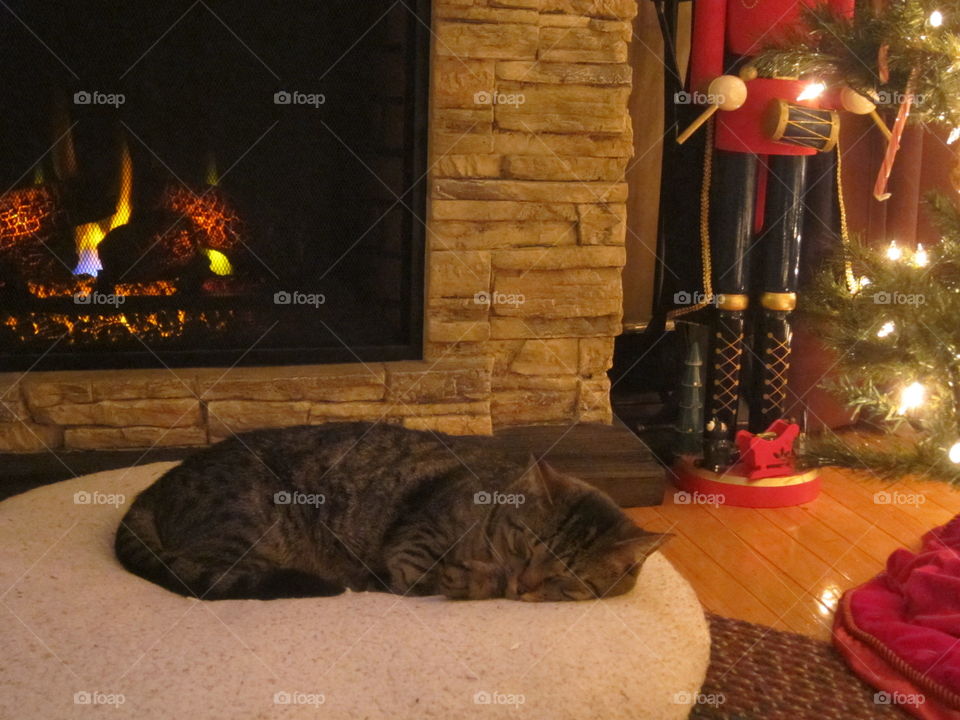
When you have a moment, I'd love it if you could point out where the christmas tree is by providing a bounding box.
[803,194,960,482]
[754,0,960,128]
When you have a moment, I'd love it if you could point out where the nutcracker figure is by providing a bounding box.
[668,0,888,506]
[681,0,886,443]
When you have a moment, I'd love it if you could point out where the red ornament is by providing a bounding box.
[735,420,801,480]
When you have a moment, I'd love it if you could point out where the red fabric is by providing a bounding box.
[834,516,960,718]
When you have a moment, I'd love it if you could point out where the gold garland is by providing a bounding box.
[668,120,716,320]
[835,139,857,294]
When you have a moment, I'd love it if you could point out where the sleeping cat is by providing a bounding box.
[115,422,669,601]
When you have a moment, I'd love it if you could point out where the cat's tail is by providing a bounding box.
[114,499,199,597]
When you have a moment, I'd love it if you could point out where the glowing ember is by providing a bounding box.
[0,186,61,250]
[114,281,178,297]
[28,278,95,298]
[161,186,243,252]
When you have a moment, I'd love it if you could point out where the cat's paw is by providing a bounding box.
[440,560,505,600]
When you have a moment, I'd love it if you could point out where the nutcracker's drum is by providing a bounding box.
[765,99,840,153]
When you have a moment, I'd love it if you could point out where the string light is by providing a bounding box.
[948,127,960,145]
[898,382,926,415]
[930,10,944,27]
[914,243,929,267]
[877,320,895,338]
[950,441,960,463]
[886,241,903,261]
[797,82,826,102]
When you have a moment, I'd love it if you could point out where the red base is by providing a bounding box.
[670,455,820,508]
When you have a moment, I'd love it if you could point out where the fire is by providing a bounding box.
[73,143,134,276]
[0,186,61,250]
[161,186,242,252]
[114,280,177,296]
[28,278,95,298]
[201,248,233,276]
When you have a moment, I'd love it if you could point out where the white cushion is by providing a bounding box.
[0,462,710,719]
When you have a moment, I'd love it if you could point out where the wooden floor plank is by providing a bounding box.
[821,471,941,548]
[626,508,765,622]
[653,500,830,637]
[629,466,960,640]
[758,504,880,588]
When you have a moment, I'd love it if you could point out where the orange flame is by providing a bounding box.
[73,143,133,276]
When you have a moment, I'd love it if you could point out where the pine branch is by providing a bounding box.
[753,0,960,127]
[804,193,960,480]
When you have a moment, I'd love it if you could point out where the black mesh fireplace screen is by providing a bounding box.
[0,0,428,370]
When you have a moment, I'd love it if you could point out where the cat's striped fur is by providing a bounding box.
[116,423,668,601]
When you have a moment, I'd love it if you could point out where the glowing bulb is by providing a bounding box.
[898,382,925,415]
[877,321,895,338]
[930,10,944,27]
[950,441,960,463]
[797,82,826,102]
[948,127,960,145]
[913,243,929,267]
[886,241,903,261]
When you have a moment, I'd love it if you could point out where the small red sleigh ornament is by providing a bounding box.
[735,419,800,480]
[671,419,820,508]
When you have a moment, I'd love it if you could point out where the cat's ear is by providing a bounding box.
[525,457,567,505]
[615,524,673,559]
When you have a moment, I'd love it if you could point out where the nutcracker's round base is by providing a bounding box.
[670,455,820,508]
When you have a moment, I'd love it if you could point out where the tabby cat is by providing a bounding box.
[116,423,669,601]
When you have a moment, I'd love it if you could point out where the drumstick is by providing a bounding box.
[839,87,892,140]
[676,75,748,145]
[677,105,719,145]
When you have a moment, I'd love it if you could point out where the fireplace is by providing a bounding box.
[0,0,640,453]
[0,1,428,371]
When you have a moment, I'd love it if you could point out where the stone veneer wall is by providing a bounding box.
[0,0,636,453]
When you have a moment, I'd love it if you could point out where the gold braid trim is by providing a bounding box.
[836,139,857,294]
[669,120,715,320]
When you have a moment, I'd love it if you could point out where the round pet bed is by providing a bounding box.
[0,463,710,719]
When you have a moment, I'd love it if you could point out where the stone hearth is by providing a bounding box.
[0,0,636,452]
